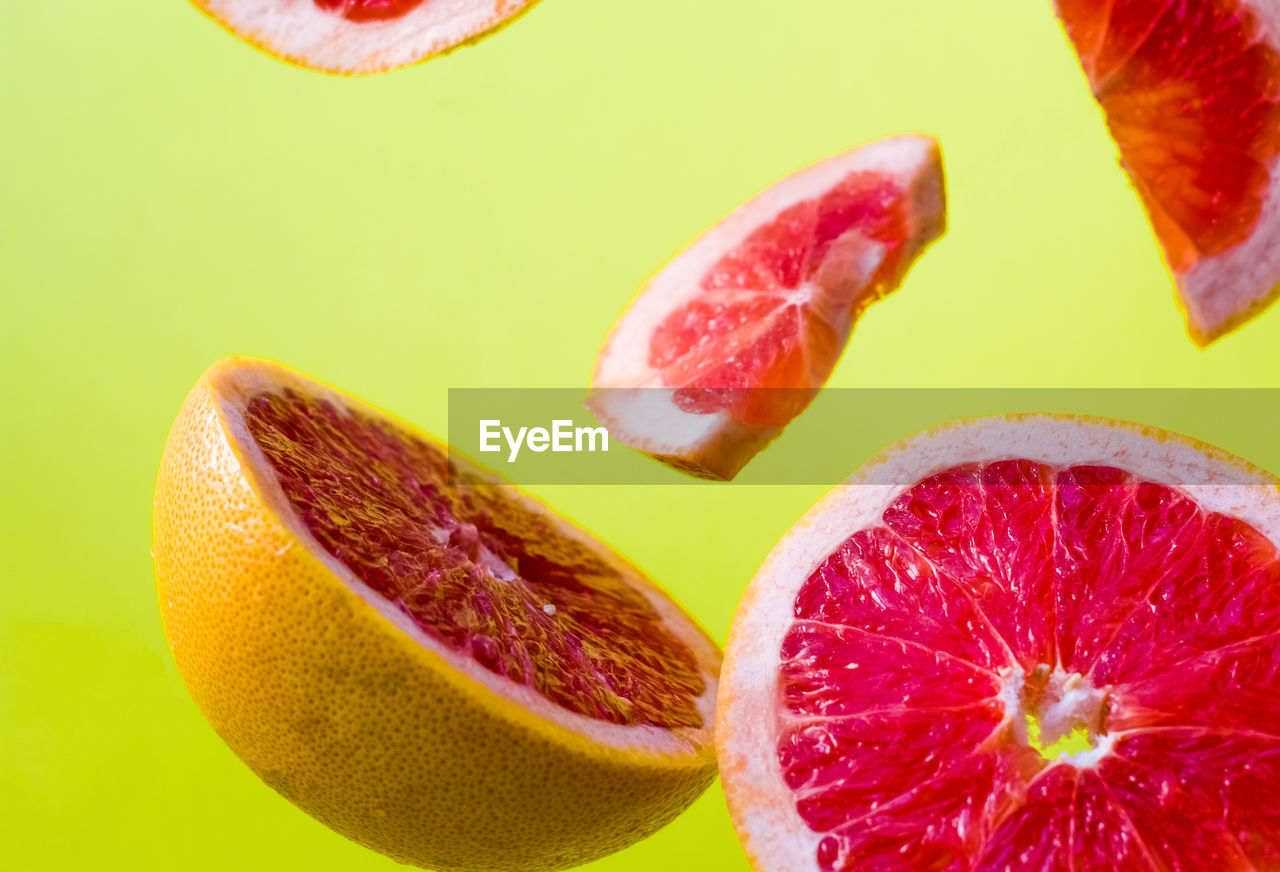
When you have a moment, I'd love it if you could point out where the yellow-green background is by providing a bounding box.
[4,1,1280,869]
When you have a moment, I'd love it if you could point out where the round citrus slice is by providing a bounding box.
[152,357,720,871]
[1053,0,1280,344]
[718,415,1280,871]
[188,0,540,74]
[586,135,946,481]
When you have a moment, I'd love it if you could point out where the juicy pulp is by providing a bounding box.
[1053,0,1280,342]
[587,134,944,482]
[780,459,1280,870]
[313,0,425,21]
[1057,0,1280,272]
[649,171,912,428]
[243,387,705,729]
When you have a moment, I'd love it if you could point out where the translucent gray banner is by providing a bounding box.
[446,389,1280,485]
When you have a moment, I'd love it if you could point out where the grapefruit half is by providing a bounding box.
[188,0,540,74]
[152,357,720,871]
[718,415,1280,871]
[586,135,946,481]
[1053,0,1280,344]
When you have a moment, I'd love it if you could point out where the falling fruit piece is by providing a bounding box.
[718,414,1280,871]
[586,134,946,481]
[189,0,541,75]
[1053,0,1280,344]
[152,357,720,872]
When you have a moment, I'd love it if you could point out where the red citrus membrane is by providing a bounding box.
[780,460,1280,869]
[650,172,912,428]
[313,0,425,22]
[243,387,705,729]
[1056,0,1280,272]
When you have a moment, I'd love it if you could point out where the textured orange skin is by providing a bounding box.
[188,0,545,76]
[153,358,718,872]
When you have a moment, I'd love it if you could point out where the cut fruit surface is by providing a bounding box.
[189,0,540,74]
[1053,0,1280,343]
[718,415,1280,872]
[587,135,946,481]
[152,357,720,872]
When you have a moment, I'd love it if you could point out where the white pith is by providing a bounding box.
[717,415,1280,872]
[1181,148,1280,338]
[196,0,533,74]
[210,360,720,759]
[998,665,1108,767]
[586,134,943,474]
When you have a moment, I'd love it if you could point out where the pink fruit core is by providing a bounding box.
[647,171,911,428]
[242,388,705,730]
[312,0,425,22]
[780,460,1280,870]
[1055,0,1280,271]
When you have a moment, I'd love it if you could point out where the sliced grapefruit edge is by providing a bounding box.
[715,413,1280,872]
[1052,0,1280,346]
[189,0,544,76]
[203,357,722,755]
[585,133,946,480]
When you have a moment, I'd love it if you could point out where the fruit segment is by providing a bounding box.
[1053,0,1280,343]
[190,0,540,74]
[881,460,1058,669]
[588,135,946,480]
[718,418,1280,872]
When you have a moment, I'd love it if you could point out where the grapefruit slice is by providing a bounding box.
[152,357,720,871]
[586,135,946,481]
[188,0,540,74]
[1053,0,1280,344]
[718,415,1280,871]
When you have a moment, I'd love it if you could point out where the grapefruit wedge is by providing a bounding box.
[152,357,720,871]
[718,415,1280,871]
[188,0,540,74]
[586,135,946,481]
[1053,0,1280,344]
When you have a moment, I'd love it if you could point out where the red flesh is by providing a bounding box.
[312,0,426,22]
[1056,0,1280,271]
[243,388,705,730]
[647,172,911,428]
[780,459,1280,870]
